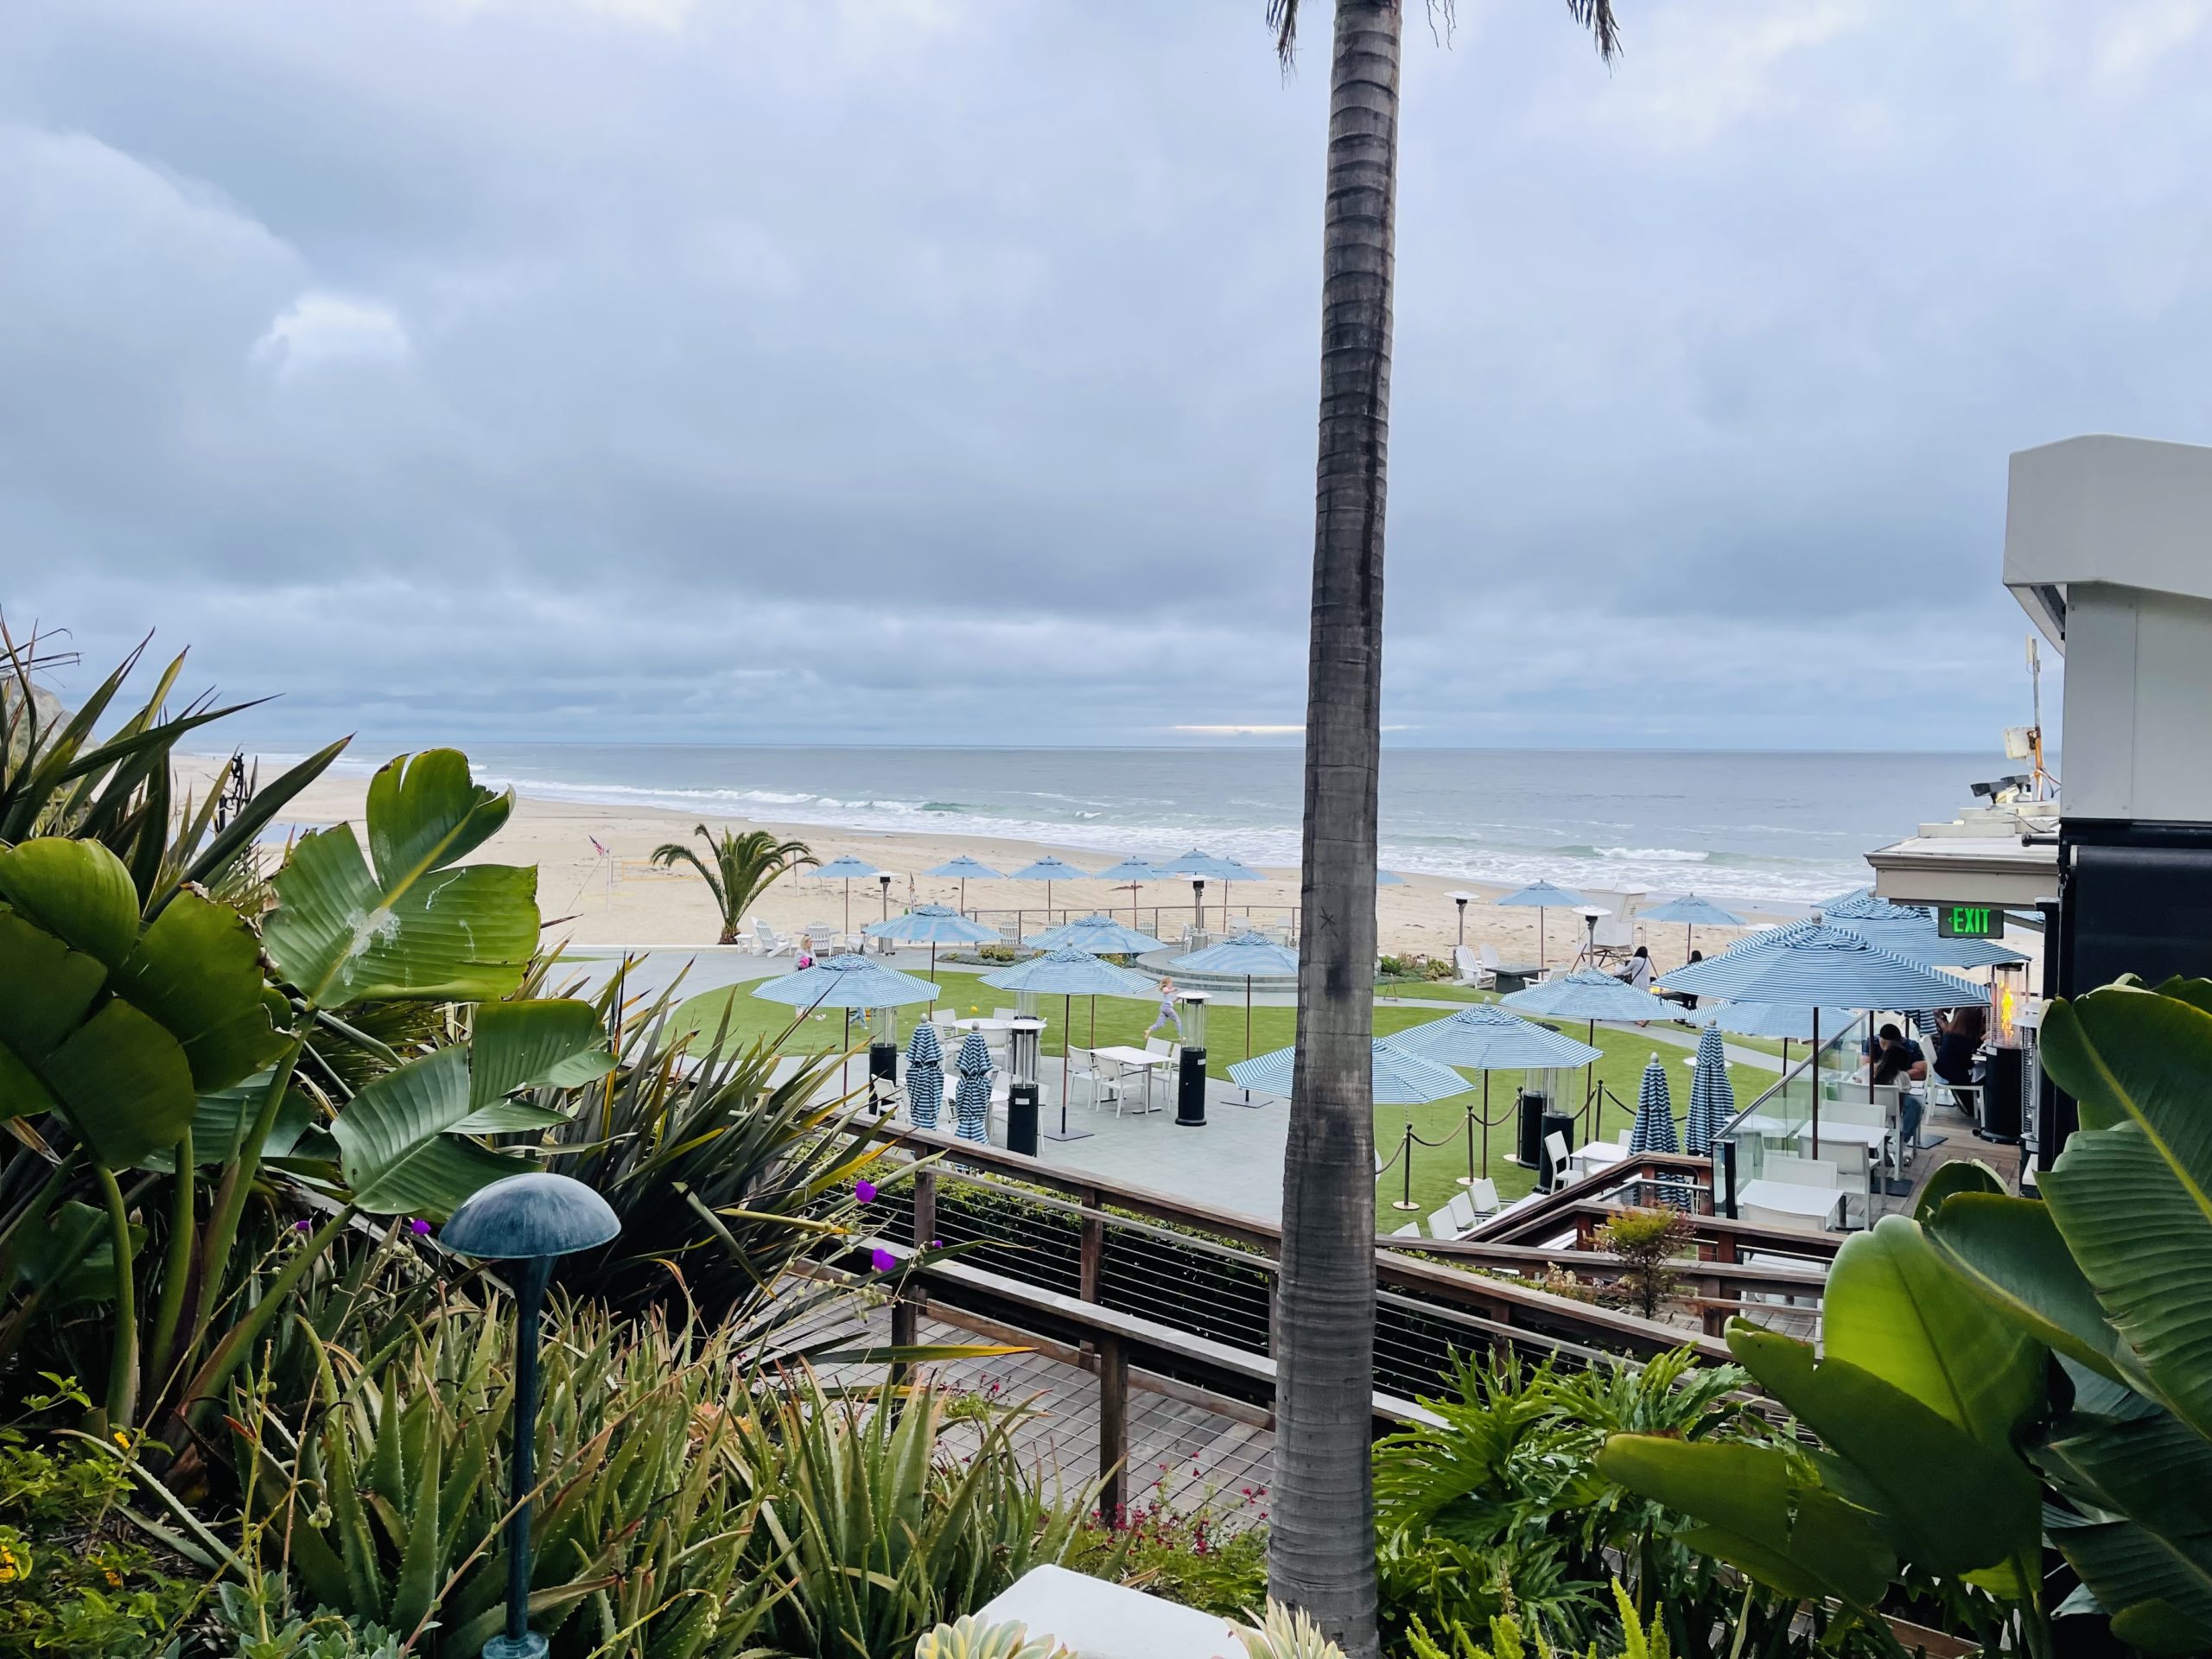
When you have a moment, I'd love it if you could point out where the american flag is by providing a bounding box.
[589,836,609,857]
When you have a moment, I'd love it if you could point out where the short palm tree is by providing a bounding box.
[650,825,816,944]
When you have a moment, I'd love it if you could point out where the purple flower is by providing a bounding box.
[407,1218,432,1236]
[870,1247,897,1274]
[854,1179,878,1205]
[292,1217,313,1232]
[929,1237,943,1249]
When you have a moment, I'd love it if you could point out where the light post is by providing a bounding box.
[1447,890,1473,948]
[442,1173,620,1659]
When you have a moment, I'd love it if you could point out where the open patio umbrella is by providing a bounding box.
[904,1019,945,1129]
[980,948,1157,1141]
[927,855,1003,912]
[1829,915,2029,970]
[863,905,999,1004]
[1639,893,1746,958]
[1495,879,1586,973]
[1028,912,1167,954]
[950,1031,994,1144]
[1092,856,1161,927]
[1697,1000,1851,1072]
[1008,855,1093,915]
[1684,1024,1735,1157]
[1389,1004,1602,1181]
[810,854,887,937]
[1658,920,1986,1157]
[1376,868,1406,885]
[1821,887,1929,923]
[753,953,938,1098]
[1229,1037,1467,1105]
[1172,931,1300,1077]
[1502,969,1677,1124]
[1164,849,1263,931]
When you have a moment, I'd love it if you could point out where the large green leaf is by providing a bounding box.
[1594,1436,1897,1606]
[12,1198,137,1306]
[110,888,285,1090]
[2047,1508,2212,1655]
[331,1001,606,1217]
[0,841,283,1166]
[264,751,536,1008]
[137,1072,321,1171]
[1824,1215,2044,1453]
[38,999,196,1167]
[2037,983,2212,1439]
[1922,1192,2131,1382]
[0,837,138,968]
[465,999,616,1110]
[1726,1324,2037,1575]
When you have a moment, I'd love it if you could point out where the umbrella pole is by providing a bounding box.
[1062,992,1072,1135]
[1089,995,1096,1046]
[1538,906,1546,973]
[929,944,938,1010]
[843,879,851,938]
[1481,1074,1491,1178]
[1810,1009,1821,1160]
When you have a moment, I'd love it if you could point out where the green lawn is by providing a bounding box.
[667,970,1771,1222]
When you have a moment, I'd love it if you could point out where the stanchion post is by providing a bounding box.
[1459,1103,1476,1187]
[1391,1121,1420,1212]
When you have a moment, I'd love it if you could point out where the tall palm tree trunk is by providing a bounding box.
[1272,3,1400,1655]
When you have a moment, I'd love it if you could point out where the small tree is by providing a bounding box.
[1595,1206,1694,1321]
[650,824,816,944]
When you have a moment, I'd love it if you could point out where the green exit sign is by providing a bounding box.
[1936,903,2000,939]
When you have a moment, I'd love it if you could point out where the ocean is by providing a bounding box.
[403,745,2005,911]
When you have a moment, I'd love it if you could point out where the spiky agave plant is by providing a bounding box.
[913,1614,1070,1659]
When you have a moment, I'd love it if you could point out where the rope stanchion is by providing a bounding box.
[1391,1121,1420,1211]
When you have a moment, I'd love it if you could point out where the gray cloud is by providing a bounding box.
[10,0,2212,747]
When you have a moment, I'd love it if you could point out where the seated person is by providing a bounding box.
[1932,1005,1986,1087]
[1872,1023,1927,1146]
[1657,950,1702,1010]
[1618,944,1655,989]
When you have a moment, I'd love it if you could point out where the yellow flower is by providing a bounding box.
[112,1429,131,1447]
[104,1568,123,1587]
[0,1544,22,1582]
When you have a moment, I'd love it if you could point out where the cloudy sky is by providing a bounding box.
[7,0,2209,750]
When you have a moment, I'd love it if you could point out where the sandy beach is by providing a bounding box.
[187,753,1770,969]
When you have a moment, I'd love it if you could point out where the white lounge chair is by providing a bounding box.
[1452,945,1495,988]
[753,922,797,958]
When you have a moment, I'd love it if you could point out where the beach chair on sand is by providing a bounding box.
[1453,945,1495,988]
[753,922,796,958]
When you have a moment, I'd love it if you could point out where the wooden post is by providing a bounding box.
[1097,1333,1128,1520]
[889,1287,919,1385]
[1078,1192,1104,1305]
[912,1169,937,1251]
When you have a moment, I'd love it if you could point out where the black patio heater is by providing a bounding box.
[875,873,893,952]
[1175,989,1210,1127]
[1191,877,1206,944]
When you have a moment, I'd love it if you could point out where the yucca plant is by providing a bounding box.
[648,824,815,944]
[1237,1599,1352,1659]
[539,973,893,1321]
[735,1376,1100,1659]
[232,1294,778,1658]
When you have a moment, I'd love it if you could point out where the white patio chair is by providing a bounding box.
[1426,1205,1459,1240]
[1542,1130,1573,1192]
[1390,1222,1420,1237]
[1452,945,1494,988]
[753,922,797,958]
[1446,1192,1478,1232]
[992,1007,1018,1023]
[1764,1154,1841,1188]
[1466,1177,1501,1216]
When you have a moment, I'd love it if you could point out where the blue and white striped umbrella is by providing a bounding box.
[751,954,939,1010]
[1494,880,1586,970]
[810,854,889,934]
[1008,855,1092,911]
[929,855,1004,880]
[1027,913,1167,953]
[1656,920,1985,1010]
[980,949,1158,996]
[1171,932,1300,976]
[905,1020,945,1129]
[1831,916,2028,970]
[1642,893,1747,928]
[1820,887,1929,923]
[1501,969,1676,1024]
[1697,1001,1852,1041]
[1684,1024,1735,1156]
[926,855,1001,909]
[1229,1039,1467,1105]
[1630,1052,1692,1208]
[1092,856,1161,882]
[1163,849,1263,882]
[1388,1004,1603,1071]
[951,1030,994,1143]
[1628,1053,1680,1154]
[1375,868,1407,886]
[863,905,1000,944]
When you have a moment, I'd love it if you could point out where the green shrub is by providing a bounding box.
[0,1394,202,1658]
[1063,1471,1267,1620]
[1592,1207,1695,1320]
